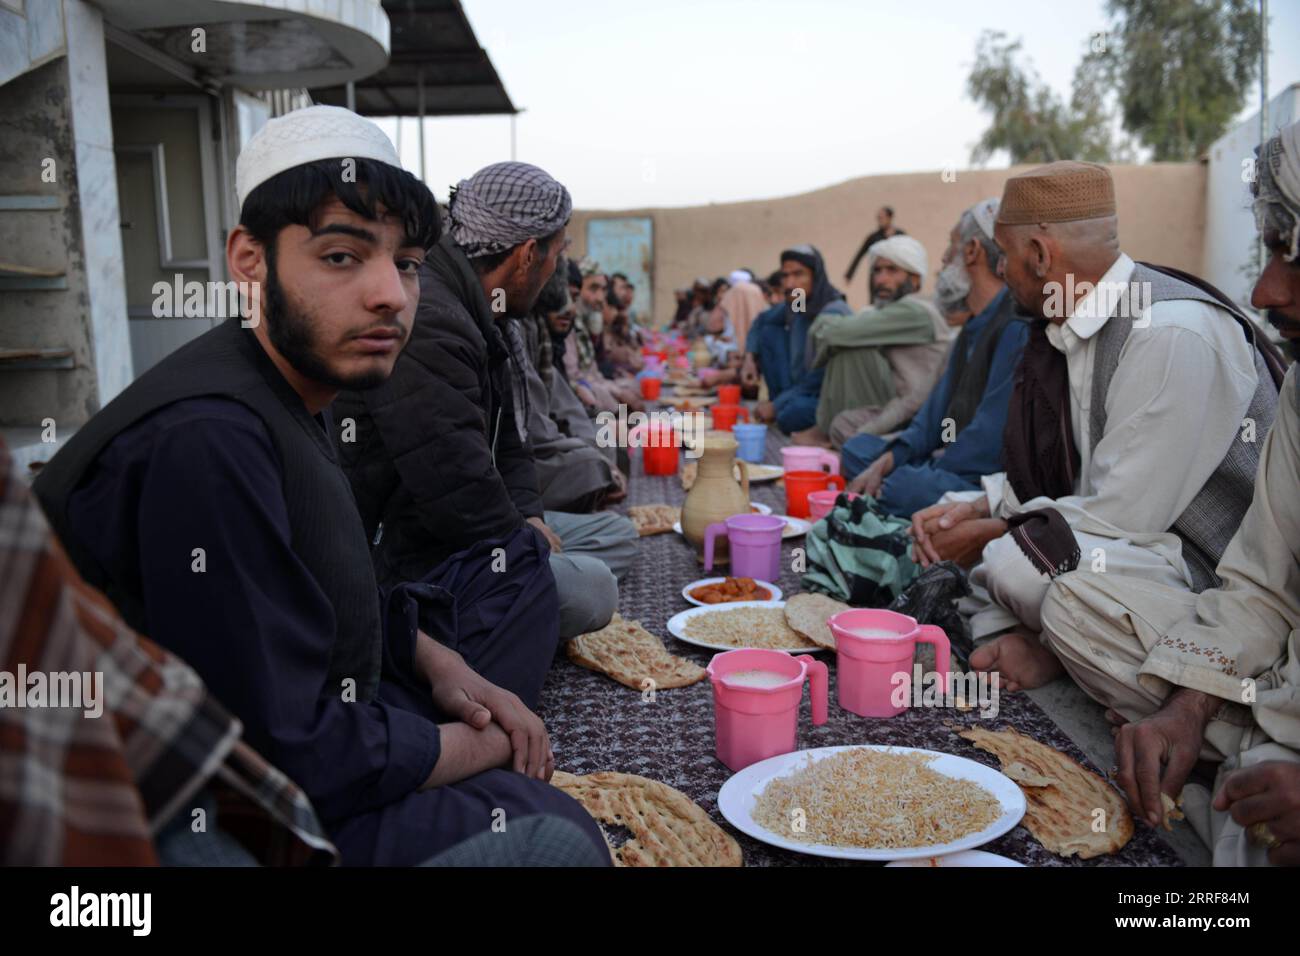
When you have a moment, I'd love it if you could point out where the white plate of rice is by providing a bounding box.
[665,601,824,653]
[718,744,1026,861]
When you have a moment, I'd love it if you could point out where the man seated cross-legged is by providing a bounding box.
[909,160,1283,696]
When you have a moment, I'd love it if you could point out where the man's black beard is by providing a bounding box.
[1265,310,1300,363]
[871,276,918,304]
[263,248,389,391]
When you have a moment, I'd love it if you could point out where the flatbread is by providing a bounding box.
[628,504,680,536]
[566,614,705,690]
[958,726,1133,859]
[551,770,743,867]
[783,593,850,649]
[1160,792,1184,831]
[664,395,718,411]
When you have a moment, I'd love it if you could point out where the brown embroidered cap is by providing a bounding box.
[997,160,1116,225]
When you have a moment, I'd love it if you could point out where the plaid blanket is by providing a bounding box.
[0,439,336,866]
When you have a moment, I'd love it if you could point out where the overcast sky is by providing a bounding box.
[376,0,1300,210]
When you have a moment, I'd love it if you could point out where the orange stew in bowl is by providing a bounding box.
[689,577,772,604]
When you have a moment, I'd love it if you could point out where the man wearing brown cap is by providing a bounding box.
[1029,125,1300,866]
[911,160,1281,700]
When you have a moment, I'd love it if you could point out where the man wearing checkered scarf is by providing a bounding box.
[337,162,637,653]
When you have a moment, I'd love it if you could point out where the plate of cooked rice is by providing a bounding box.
[718,745,1026,861]
[666,601,824,653]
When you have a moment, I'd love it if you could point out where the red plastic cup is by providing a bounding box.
[640,377,662,400]
[710,404,750,432]
[642,423,679,475]
[784,470,846,519]
[717,384,741,404]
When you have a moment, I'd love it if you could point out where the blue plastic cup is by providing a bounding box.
[733,423,768,463]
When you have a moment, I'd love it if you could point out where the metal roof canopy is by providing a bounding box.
[312,0,516,118]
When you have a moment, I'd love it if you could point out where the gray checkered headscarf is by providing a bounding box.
[1253,120,1300,263]
[448,162,573,258]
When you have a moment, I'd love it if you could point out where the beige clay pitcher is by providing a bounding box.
[681,429,751,563]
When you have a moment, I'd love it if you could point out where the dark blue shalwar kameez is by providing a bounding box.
[67,397,607,866]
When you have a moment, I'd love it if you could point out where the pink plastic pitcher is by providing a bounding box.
[703,513,784,582]
[781,446,839,475]
[827,609,950,718]
[707,648,829,771]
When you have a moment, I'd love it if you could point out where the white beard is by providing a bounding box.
[935,260,973,315]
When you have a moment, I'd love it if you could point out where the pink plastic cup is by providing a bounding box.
[808,489,860,521]
[781,446,839,475]
[827,609,950,718]
[707,648,829,771]
[703,513,784,581]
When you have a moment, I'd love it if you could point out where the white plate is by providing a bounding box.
[681,577,783,607]
[739,463,784,483]
[671,509,805,538]
[665,600,824,654]
[771,515,810,539]
[717,744,1027,862]
[885,850,1024,867]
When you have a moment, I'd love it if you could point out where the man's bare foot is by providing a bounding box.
[969,632,1064,692]
[791,426,832,448]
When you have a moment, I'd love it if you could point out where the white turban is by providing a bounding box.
[235,105,401,209]
[868,234,928,279]
[728,269,753,286]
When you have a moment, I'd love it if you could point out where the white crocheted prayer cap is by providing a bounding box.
[235,105,402,209]
[970,196,1000,240]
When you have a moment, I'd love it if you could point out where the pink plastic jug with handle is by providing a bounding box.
[827,608,950,718]
[703,513,784,582]
[707,648,829,771]
[781,446,839,475]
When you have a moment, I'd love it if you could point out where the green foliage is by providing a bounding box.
[967,1,1262,165]
[966,32,1120,164]
[1103,0,1261,160]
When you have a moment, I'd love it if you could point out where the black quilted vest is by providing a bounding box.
[33,318,382,701]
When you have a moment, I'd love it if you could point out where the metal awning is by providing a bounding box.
[92,0,391,90]
[312,0,516,117]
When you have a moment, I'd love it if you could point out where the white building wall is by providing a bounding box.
[1203,84,1300,313]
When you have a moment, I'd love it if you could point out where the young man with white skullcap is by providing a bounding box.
[34,107,608,867]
